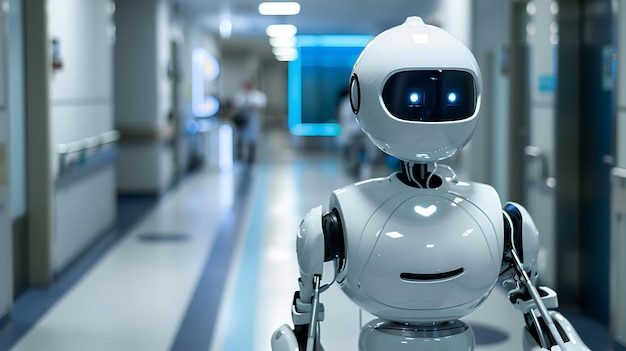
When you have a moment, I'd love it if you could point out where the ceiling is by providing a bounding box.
[174,0,442,59]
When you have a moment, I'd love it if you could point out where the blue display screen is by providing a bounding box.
[288,35,371,136]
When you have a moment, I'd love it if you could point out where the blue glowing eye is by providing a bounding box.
[447,92,457,103]
[409,92,420,104]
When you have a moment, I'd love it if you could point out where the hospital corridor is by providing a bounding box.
[2,0,626,350]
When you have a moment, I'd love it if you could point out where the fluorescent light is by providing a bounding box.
[270,36,297,47]
[266,24,297,37]
[276,54,298,61]
[272,47,297,56]
[274,46,298,61]
[259,2,300,15]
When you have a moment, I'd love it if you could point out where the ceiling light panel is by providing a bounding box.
[270,36,297,47]
[266,24,297,37]
[258,2,301,16]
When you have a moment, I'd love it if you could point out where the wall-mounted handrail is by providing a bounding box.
[57,130,120,155]
[56,130,120,181]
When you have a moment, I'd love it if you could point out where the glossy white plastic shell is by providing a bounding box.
[350,16,483,162]
[330,175,503,323]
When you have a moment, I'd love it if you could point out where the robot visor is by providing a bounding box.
[382,70,477,122]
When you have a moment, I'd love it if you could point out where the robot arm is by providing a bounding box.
[272,206,345,351]
[501,202,590,351]
[296,206,326,304]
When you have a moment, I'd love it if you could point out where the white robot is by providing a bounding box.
[271,17,590,351]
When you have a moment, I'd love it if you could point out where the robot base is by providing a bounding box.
[359,318,475,351]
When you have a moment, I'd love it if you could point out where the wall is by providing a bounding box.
[47,0,116,273]
[220,53,262,101]
[9,0,24,220]
[471,0,509,197]
[525,0,560,288]
[435,0,476,180]
[115,0,176,193]
[8,0,27,296]
[259,58,288,127]
[0,0,13,324]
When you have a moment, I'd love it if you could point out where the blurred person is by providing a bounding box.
[233,80,267,164]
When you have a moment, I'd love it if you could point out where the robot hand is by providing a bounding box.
[272,281,325,351]
[502,203,590,351]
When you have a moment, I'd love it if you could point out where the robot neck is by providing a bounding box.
[399,162,443,189]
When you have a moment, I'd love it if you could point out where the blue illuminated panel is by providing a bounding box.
[288,35,371,136]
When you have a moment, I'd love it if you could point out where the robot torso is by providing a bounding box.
[329,173,504,323]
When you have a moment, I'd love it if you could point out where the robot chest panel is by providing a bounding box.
[354,192,500,272]
[337,188,502,315]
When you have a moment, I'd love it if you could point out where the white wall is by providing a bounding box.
[47,0,116,272]
[433,0,478,180]
[9,0,25,219]
[523,0,559,288]
[468,0,509,187]
[115,0,179,193]
[115,1,158,132]
[156,0,172,131]
[437,0,472,47]
[259,59,288,125]
[220,53,263,101]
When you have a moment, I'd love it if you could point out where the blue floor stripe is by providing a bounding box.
[220,164,270,350]
[169,168,255,351]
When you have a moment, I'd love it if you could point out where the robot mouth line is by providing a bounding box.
[400,267,465,281]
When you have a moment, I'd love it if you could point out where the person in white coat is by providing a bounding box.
[233,80,267,164]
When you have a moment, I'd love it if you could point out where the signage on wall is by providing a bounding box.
[288,35,372,136]
[191,48,220,117]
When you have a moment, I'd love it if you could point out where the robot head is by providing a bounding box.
[349,17,482,163]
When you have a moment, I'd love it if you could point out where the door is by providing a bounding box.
[519,0,559,288]
[577,0,614,324]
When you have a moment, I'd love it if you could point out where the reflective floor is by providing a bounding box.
[0,129,618,350]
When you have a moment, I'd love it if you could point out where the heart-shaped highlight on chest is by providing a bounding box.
[414,204,437,217]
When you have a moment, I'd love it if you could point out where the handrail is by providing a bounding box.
[57,130,120,155]
[56,130,120,181]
